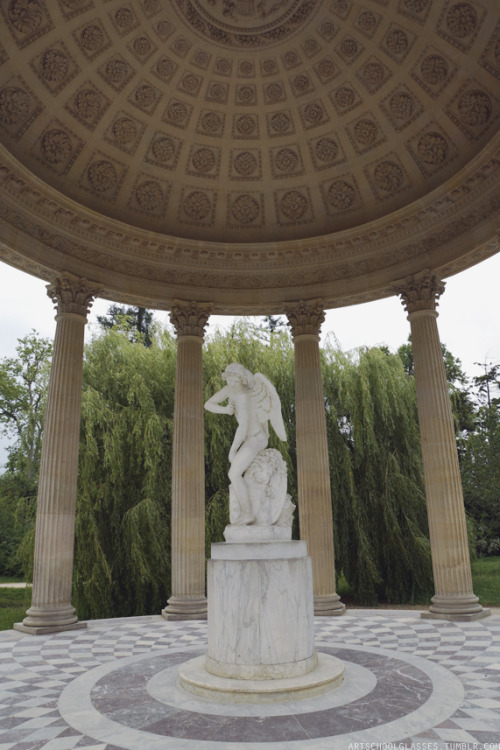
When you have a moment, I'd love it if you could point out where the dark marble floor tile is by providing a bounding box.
[210,714,310,743]
[144,707,229,739]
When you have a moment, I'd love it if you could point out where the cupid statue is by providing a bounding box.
[204,363,294,529]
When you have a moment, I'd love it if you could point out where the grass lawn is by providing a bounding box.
[470,556,500,607]
[0,558,498,631]
[337,556,500,609]
[0,586,31,631]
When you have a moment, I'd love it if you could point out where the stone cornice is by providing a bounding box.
[0,136,499,314]
[1,142,498,266]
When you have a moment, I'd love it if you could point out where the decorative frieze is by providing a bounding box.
[0,146,499,307]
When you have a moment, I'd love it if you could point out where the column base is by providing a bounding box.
[162,595,207,620]
[13,604,86,635]
[314,594,346,616]
[13,620,87,635]
[421,594,491,621]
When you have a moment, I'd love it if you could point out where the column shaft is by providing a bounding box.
[399,272,488,620]
[286,301,344,616]
[15,274,97,634]
[163,302,210,620]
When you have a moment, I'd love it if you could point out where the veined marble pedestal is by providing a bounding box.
[178,539,344,702]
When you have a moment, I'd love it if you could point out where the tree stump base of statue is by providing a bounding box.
[178,540,344,703]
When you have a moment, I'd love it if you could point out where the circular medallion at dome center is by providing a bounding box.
[175,0,320,48]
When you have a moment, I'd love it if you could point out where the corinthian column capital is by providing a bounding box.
[170,300,212,338]
[285,299,325,339]
[396,271,446,316]
[47,273,99,319]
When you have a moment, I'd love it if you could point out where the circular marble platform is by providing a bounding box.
[1,611,500,749]
[55,641,463,748]
[178,652,344,703]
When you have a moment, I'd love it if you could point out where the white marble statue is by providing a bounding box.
[204,363,294,529]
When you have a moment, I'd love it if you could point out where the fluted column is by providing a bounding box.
[398,272,489,620]
[162,301,211,620]
[286,300,345,616]
[14,273,98,635]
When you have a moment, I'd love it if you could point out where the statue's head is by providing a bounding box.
[222,363,254,389]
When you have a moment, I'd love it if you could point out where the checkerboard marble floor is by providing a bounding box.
[1,610,500,750]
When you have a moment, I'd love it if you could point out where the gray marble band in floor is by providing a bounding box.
[56,642,463,748]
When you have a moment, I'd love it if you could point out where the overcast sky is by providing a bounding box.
[1,253,499,469]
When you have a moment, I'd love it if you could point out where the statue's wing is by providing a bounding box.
[253,372,287,442]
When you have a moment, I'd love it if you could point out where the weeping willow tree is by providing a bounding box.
[323,343,433,604]
[74,319,296,619]
[74,327,176,619]
[70,319,431,618]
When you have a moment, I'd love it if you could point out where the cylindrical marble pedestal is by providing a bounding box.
[178,540,344,702]
[207,541,316,680]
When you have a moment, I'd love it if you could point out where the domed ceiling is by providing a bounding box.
[0,0,499,312]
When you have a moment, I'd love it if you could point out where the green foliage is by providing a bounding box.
[202,326,432,606]
[68,321,434,615]
[397,336,476,437]
[1,320,440,616]
[97,304,154,347]
[397,344,500,559]
[0,331,52,481]
[461,403,500,555]
[0,474,36,576]
[323,345,433,604]
[473,361,500,408]
[257,315,287,339]
[7,313,500,621]
[0,331,51,580]
[73,328,175,619]
[74,320,299,619]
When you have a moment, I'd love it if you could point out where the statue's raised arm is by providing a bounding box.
[204,363,294,536]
